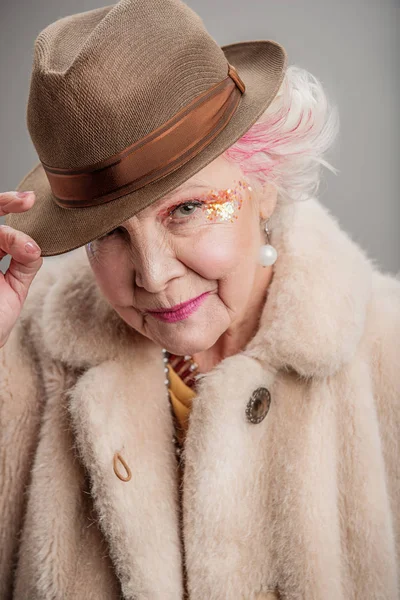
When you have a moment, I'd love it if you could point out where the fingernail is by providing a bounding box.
[16,191,33,198]
[25,241,40,253]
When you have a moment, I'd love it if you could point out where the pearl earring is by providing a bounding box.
[258,219,277,266]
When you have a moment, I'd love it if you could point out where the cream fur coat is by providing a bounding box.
[1,197,399,600]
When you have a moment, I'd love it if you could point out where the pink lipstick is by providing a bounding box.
[147,291,210,323]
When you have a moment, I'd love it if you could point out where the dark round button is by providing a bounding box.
[245,387,271,424]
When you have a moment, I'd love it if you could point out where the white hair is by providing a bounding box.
[224,65,340,205]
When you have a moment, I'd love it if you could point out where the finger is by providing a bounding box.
[4,252,43,306]
[0,190,35,217]
[0,224,41,262]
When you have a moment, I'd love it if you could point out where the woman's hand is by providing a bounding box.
[0,191,43,349]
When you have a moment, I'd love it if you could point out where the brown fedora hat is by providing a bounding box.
[5,0,287,256]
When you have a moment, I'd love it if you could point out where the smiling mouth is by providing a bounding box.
[146,292,210,314]
[145,291,211,323]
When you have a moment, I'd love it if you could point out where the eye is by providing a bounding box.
[98,226,123,240]
[170,200,204,218]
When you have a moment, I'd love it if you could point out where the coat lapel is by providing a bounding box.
[182,356,345,599]
[38,197,382,599]
[66,339,185,599]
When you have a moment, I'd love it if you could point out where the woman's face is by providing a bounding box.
[86,154,276,356]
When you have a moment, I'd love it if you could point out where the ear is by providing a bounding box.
[258,182,278,220]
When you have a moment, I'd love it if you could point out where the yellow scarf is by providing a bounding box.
[167,362,196,446]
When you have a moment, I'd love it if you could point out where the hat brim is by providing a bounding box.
[5,40,287,256]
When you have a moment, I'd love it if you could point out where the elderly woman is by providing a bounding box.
[1,1,399,599]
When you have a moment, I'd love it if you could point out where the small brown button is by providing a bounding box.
[245,387,271,424]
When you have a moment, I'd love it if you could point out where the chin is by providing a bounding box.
[153,324,222,356]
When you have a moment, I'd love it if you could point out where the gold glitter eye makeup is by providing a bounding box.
[203,179,249,223]
[167,179,250,225]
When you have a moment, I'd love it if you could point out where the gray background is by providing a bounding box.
[1,0,399,274]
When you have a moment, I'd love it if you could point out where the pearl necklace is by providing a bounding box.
[162,348,200,462]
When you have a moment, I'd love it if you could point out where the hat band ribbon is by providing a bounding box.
[41,63,245,209]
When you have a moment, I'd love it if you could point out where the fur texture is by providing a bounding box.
[1,197,399,600]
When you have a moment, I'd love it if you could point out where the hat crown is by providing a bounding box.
[27,0,230,169]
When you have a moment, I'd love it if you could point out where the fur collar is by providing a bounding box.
[34,197,374,378]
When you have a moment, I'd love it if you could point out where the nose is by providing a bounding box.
[129,227,184,293]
